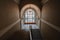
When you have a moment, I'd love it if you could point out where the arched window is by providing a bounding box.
[21,4,40,30]
[24,9,36,24]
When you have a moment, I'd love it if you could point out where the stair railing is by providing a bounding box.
[29,26,32,40]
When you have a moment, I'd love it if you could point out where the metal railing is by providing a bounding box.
[29,26,32,40]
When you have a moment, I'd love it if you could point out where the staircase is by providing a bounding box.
[7,29,42,40]
[31,29,42,40]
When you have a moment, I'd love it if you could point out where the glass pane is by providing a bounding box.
[27,15,33,18]
[25,19,35,23]
[25,15,27,18]
[27,19,32,22]
[25,19,32,22]
[28,11,32,15]
[25,19,28,23]
[24,9,36,23]
[32,14,35,18]
[32,19,35,22]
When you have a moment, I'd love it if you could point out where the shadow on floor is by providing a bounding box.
[7,29,42,40]
[7,30,30,40]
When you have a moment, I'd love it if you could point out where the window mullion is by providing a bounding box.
[24,9,36,24]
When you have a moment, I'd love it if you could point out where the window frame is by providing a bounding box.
[23,8,36,24]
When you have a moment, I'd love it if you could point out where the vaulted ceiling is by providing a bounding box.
[13,0,49,10]
[14,0,48,4]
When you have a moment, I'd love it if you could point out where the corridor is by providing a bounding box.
[0,0,60,40]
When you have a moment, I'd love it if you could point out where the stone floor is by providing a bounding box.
[7,29,42,40]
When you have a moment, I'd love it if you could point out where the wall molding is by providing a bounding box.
[41,19,60,32]
[0,19,20,37]
[0,18,60,38]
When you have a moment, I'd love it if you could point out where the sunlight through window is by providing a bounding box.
[24,9,36,24]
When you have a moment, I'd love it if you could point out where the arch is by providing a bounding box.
[24,8,36,24]
[20,4,41,30]
[20,4,40,19]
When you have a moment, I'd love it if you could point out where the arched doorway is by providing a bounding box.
[20,4,40,31]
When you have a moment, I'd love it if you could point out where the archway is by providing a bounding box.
[20,4,40,31]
